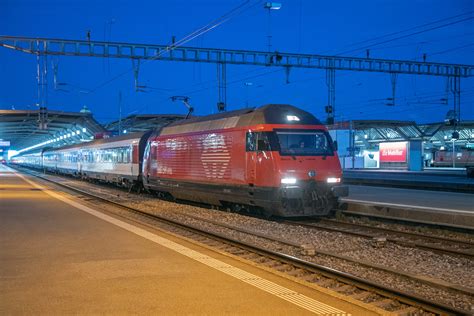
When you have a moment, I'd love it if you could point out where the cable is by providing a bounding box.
[429,43,474,56]
[85,0,260,94]
[324,11,473,55]
[361,32,474,52]
[335,16,474,56]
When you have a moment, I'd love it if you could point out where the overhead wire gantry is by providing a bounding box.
[1,35,473,125]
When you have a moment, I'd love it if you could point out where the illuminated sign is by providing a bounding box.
[379,142,407,163]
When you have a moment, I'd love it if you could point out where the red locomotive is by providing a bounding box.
[13,104,348,217]
[142,104,347,216]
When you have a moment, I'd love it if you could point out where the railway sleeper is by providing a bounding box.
[315,278,337,288]
[302,274,324,283]
[349,291,373,301]
[332,284,355,294]
[371,298,397,309]
[395,306,423,316]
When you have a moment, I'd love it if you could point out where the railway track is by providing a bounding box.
[16,167,473,315]
[285,218,474,258]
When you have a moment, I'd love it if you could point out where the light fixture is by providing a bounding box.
[286,115,300,121]
[327,177,341,183]
[364,134,368,139]
[76,130,81,135]
[264,2,282,10]
[281,178,297,184]
[82,127,87,133]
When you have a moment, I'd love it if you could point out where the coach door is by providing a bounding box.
[131,144,138,176]
[245,132,257,185]
[142,142,151,184]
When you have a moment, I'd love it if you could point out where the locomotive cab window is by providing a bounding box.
[276,129,334,156]
[246,132,278,152]
[246,132,256,151]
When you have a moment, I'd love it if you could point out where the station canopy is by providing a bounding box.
[104,114,186,134]
[329,120,474,147]
[0,109,106,153]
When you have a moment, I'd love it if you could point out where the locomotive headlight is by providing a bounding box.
[326,177,341,183]
[281,177,297,184]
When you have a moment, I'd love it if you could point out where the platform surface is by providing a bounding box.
[0,165,367,315]
[343,169,474,192]
[344,185,473,213]
[342,184,474,228]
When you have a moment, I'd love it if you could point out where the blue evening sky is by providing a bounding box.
[1,0,473,124]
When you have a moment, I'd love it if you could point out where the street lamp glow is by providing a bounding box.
[264,2,282,9]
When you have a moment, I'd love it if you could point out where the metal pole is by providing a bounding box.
[267,8,272,52]
[326,64,335,124]
[118,90,122,135]
[217,62,227,112]
[350,120,355,169]
[452,139,455,168]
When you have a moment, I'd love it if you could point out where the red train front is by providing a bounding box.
[142,104,348,217]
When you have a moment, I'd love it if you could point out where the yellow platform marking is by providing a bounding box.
[10,168,349,315]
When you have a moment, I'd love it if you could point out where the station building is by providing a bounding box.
[329,120,474,171]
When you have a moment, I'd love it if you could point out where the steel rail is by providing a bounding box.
[285,219,474,258]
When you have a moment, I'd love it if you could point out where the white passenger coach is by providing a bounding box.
[12,132,149,188]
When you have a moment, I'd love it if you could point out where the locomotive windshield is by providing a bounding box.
[276,129,334,156]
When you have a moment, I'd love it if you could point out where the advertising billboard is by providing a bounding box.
[379,141,407,163]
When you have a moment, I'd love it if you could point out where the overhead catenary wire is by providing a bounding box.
[138,14,474,112]
[327,11,474,56]
[359,32,474,52]
[325,11,473,54]
[85,0,261,94]
[334,16,474,56]
[429,43,474,56]
[60,4,473,122]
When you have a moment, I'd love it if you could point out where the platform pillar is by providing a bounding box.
[408,140,423,171]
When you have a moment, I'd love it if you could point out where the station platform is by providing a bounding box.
[0,165,368,315]
[343,168,474,193]
[342,185,474,229]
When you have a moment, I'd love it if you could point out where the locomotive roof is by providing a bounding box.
[161,104,321,135]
